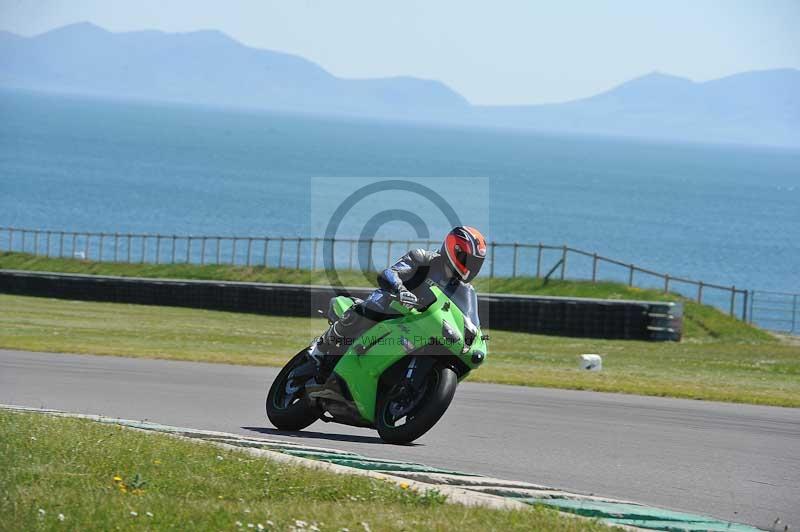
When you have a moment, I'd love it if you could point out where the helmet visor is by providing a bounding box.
[463,254,484,282]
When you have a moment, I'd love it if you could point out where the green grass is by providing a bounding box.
[0,410,601,531]
[2,294,799,407]
[0,251,772,342]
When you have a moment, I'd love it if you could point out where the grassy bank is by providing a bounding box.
[0,410,596,531]
[0,251,772,341]
[2,294,798,406]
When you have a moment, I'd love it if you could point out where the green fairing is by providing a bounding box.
[331,295,356,319]
[333,285,487,423]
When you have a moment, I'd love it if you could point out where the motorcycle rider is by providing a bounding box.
[310,226,487,372]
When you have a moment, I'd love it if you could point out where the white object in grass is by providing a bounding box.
[579,354,602,371]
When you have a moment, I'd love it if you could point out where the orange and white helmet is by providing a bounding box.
[441,226,487,283]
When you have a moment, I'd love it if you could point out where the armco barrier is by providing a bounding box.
[0,270,682,341]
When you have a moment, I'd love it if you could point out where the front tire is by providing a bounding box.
[376,365,457,444]
[266,351,319,431]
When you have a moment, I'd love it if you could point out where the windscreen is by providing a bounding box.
[441,281,480,328]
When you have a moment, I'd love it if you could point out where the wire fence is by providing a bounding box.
[1,226,797,333]
[749,290,798,334]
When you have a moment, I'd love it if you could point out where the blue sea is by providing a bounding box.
[1,89,799,299]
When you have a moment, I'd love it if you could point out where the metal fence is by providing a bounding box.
[749,290,799,334]
[1,226,797,331]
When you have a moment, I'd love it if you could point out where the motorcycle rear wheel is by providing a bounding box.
[266,351,319,431]
[376,364,457,444]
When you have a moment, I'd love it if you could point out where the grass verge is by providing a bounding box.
[0,251,773,342]
[2,294,799,407]
[0,409,604,531]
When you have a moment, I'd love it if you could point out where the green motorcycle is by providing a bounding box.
[266,280,488,443]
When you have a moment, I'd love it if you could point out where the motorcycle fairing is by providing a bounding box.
[330,285,486,423]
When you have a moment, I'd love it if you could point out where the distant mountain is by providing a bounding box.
[0,22,468,116]
[1,22,798,147]
[472,70,800,146]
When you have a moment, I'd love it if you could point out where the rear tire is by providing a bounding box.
[266,351,319,431]
[376,365,457,444]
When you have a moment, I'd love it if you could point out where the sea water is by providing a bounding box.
[1,89,798,295]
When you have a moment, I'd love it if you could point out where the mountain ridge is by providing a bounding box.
[1,23,797,147]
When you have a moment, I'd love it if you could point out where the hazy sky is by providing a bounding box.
[2,0,798,105]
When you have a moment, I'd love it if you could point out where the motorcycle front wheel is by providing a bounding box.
[376,364,457,444]
[266,351,319,431]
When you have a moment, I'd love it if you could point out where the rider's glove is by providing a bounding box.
[398,289,418,309]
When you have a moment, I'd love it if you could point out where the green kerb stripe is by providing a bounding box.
[523,499,762,532]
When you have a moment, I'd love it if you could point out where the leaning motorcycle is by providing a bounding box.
[266,280,488,444]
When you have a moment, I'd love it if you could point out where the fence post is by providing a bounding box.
[748,290,755,324]
[697,281,703,303]
[348,239,354,271]
[273,237,283,268]
[201,237,207,265]
[126,234,132,263]
[628,264,634,286]
[386,240,393,269]
[536,243,542,279]
[231,238,237,265]
[170,235,176,264]
[155,234,162,264]
[216,237,221,265]
[45,231,51,258]
[71,233,77,259]
[489,242,496,278]
[33,230,39,256]
[263,238,270,267]
[512,242,519,278]
[140,235,146,264]
[295,238,301,270]
[59,231,64,258]
[186,237,192,264]
[312,238,318,270]
[591,253,598,284]
[113,233,119,262]
[246,237,253,267]
[21,230,26,253]
[741,290,748,322]
[84,233,90,259]
[664,274,670,294]
[729,286,736,317]
[99,233,104,261]
[367,238,374,271]
[559,245,567,280]
[7,228,12,251]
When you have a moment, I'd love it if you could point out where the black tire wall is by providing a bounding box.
[0,270,682,341]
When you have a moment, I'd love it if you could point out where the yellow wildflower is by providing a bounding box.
[113,475,122,482]
[399,482,409,490]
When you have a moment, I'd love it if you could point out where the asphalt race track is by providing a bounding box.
[2,349,798,529]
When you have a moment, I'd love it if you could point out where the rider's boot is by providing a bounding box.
[307,310,359,379]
